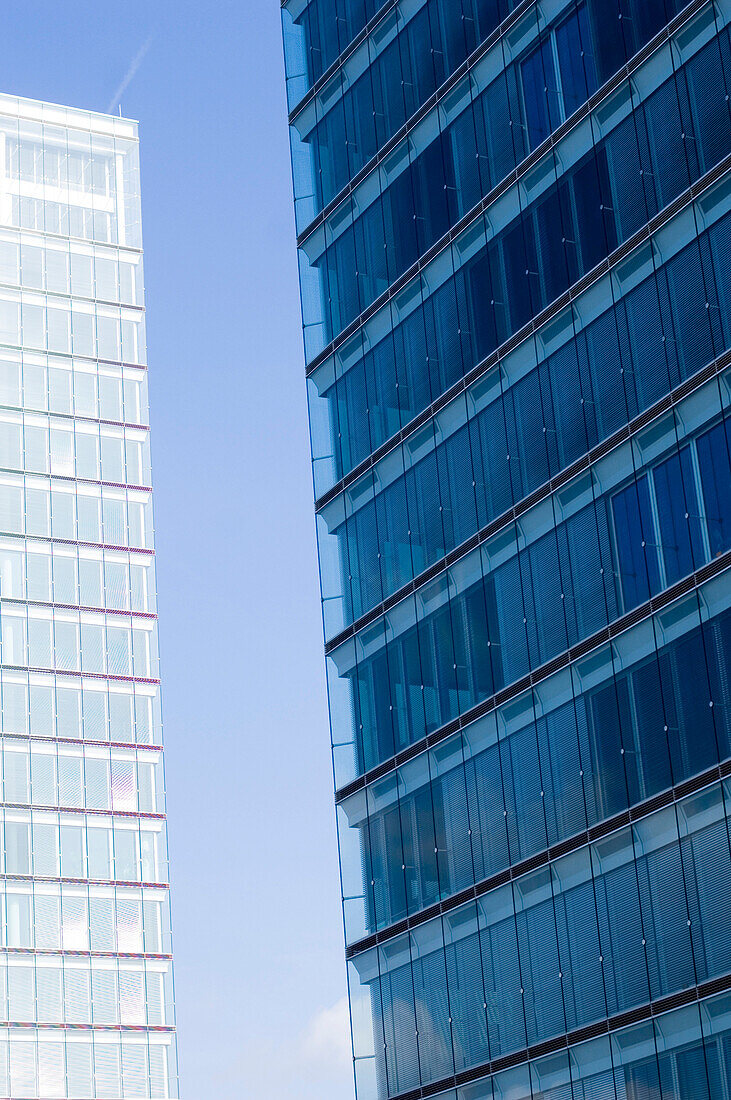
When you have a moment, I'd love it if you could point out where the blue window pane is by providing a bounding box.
[628,660,673,799]
[521,40,561,150]
[556,4,598,117]
[653,446,705,585]
[612,477,661,610]
[698,419,731,558]
[587,0,627,85]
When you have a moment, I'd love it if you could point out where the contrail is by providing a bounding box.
[107,35,154,115]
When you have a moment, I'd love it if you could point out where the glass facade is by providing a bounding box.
[0,94,177,1097]
[284,1,731,1099]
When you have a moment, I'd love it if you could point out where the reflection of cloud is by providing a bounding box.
[301,996,352,1070]
[107,36,154,114]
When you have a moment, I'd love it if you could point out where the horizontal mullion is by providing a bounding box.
[0,802,164,820]
[0,947,171,960]
[0,598,155,620]
[0,664,159,686]
[0,873,168,890]
[0,532,154,557]
[0,1020,175,1033]
[0,732,162,754]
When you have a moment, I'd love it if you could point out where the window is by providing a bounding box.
[521,39,561,150]
[612,422,731,612]
[520,5,598,153]
[697,418,731,558]
[653,446,705,585]
[612,476,660,610]
[556,4,597,117]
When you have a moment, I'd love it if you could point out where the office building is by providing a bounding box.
[0,94,176,1097]
[284,2,731,1099]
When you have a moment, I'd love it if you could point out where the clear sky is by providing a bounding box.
[0,4,351,1098]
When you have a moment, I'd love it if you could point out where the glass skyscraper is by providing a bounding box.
[283,1,731,1099]
[0,94,177,1097]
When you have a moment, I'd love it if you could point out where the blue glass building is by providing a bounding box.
[283,2,731,1098]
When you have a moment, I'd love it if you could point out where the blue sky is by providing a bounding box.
[0,4,351,1098]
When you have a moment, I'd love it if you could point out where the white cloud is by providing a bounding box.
[300,996,352,1071]
[199,998,354,1099]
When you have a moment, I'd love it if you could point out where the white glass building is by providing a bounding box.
[0,94,177,1097]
